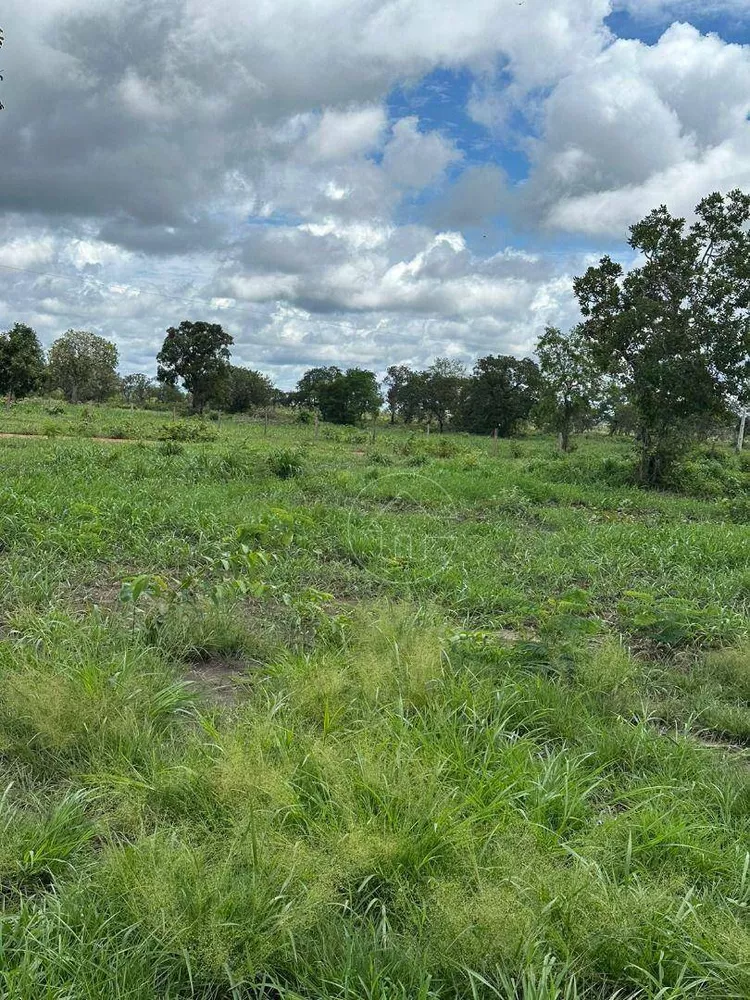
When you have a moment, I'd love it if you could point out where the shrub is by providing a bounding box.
[267,448,304,479]
[158,421,218,443]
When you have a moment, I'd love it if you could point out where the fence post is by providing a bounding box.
[493,427,498,455]
[737,409,747,453]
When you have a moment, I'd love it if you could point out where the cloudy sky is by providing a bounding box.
[1,1,750,386]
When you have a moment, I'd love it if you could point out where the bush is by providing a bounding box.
[296,410,314,425]
[159,440,185,457]
[665,454,746,498]
[267,448,304,479]
[45,403,65,416]
[158,421,218,443]
[108,423,135,440]
[205,410,221,422]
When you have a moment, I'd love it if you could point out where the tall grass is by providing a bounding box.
[0,413,748,997]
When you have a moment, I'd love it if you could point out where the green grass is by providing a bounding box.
[0,403,749,998]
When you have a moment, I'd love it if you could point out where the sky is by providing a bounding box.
[1,1,750,387]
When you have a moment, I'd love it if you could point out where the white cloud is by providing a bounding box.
[382,117,462,188]
[2,1,750,380]
[523,23,750,234]
[301,106,387,163]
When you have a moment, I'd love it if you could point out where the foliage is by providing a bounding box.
[295,366,343,409]
[158,419,218,442]
[459,354,541,436]
[0,406,749,998]
[223,364,274,413]
[420,357,467,432]
[156,320,233,414]
[534,327,603,451]
[383,365,414,423]
[47,330,120,403]
[267,447,304,478]
[0,323,46,399]
[575,189,750,485]
[121,373,153,406]
[318,367,383,425]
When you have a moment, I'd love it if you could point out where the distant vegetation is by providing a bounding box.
[3,191,748,488]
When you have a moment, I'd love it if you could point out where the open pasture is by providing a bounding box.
[0,404,749,999]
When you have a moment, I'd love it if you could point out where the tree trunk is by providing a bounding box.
[559,424,570,452]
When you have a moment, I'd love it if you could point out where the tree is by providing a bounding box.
[155,380,186,406]
[383,365,413,424]
[224,365,274,413]
[574,190,750,485]
[318,368,383,425]
[156,320,233,414]
[421,358,467,432]
[122,373,153,406]
[534,326,602,451]
[459,355,540,436]
[398,369,428,424]
[296,366,342,410]
[47,330,120,403]
[0,323,46,399]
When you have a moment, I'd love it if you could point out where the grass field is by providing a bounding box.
[0,400,749,999]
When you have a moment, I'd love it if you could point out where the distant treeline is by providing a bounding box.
[3,189,749,484]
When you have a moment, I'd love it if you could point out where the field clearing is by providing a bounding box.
[0,402,749,999]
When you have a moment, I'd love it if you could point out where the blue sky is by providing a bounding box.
[2,1,750,384]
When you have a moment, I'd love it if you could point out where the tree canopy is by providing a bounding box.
[459,355,540,436]
[47,330,120,403]
[574,189,750,483]
[317,368,382,425]
[420,358,467,433]
[224,365,274,413]
[157,321,233,413]
[0,323,46,399]
[295,367,343,410]
[534,326,602,451]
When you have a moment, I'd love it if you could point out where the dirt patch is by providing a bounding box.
[184,657,252,706]
[0,432,149,444]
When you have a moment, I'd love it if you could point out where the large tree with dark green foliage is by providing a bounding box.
[317,368,382,425]
[459,355,540,436]
[383,365,413,423]
[574,190,750,485]
[420,358,467,432]
[223,365,274,413]
[47,330,120,403]
[534,326,602,452]
[399,369,429,423]
[0,323,46,399]
[157,321,233,414]
[295,366,342,409]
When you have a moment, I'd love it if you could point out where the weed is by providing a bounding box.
[268,448,304,479]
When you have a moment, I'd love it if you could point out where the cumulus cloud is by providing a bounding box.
[523,23,750,234]
[1,1,749,381]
